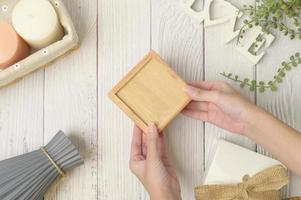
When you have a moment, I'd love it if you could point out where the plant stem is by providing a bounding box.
[221,57,301,92]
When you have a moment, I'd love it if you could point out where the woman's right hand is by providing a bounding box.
[182,81,301,179]
[182,81,259,135]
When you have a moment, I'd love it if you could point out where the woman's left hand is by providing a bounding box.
[129,124,181,200]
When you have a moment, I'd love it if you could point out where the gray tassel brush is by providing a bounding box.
[0,131,84,200]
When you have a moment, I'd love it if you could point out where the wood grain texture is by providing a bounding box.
[0,70,44,161]
[256,30,301,198]
[152,0,204,199]
[0,0,300,199]
[109,51,190,133]
[43,0,98,199]
[98,0,151,199]
[204,0,256,171]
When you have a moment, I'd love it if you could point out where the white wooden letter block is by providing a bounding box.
[235,26,275,64]
[181,0,231,27]
[182,0,275,64]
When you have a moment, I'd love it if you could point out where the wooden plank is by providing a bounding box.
[256,32,301,197]
[204,0,256,173]
[0,0,44,169]
[98,0,151,199]
[0,71,44,161]
[43,0,98,199]
[152,0,204,199]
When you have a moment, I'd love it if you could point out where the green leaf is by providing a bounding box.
[278,71,285,77]
[259,86,265,93]
[259,81,265,85]
[276,76,283,83]
[227,73,233,77]
[270,85,278,92]
[286,65,292,70]
[281,61,287,67]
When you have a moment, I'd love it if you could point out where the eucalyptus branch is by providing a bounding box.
[221,53,301,93]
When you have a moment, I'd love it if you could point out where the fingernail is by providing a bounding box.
[184,85,195,94]
[147,123,156,134]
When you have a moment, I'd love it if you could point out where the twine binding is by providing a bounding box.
[40,147,66,178]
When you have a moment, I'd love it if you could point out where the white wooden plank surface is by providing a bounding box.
[204,0,256,170]
[0,0,300,199]
[98,0,151,199]
[256,31,301,198]
[43,0,98,199]
[152,0,204,199]
[0,71,44,161]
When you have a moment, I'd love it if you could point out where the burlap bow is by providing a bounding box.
[195,165,289,200]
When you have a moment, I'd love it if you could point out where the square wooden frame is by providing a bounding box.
[108,51,191,133]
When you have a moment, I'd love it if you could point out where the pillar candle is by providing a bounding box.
[12,0,64,50]
[0,21,30,69]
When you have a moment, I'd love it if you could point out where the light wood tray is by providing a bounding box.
[109,51,191,133]
[0,0,79,88]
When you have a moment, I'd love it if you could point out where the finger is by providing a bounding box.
[158,132,167,158]
[186,101,220,112]
[130,125,143,161]
[185,101,210,112]
[142,132,147,157]
[188,82,213,90]
[146,123,160,161]
[181,109,209,122]
[184,85,221,104]
[188,81,233,92]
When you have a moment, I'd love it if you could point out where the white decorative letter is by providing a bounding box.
[181,0,206,23]
[181,0,230,26]
[181,0,275,64]
[236,26,275,64]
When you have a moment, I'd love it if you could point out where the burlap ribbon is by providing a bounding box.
[195,165,289,200]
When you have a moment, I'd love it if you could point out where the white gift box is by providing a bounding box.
[203,140,283,185]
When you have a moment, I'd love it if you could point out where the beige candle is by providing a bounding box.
[0,21,30,69]
[12,0,64,50]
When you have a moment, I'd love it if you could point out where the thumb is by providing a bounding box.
[146,123,160,161]
[184,85,220,104]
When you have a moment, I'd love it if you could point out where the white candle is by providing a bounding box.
[12,0,64,49]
